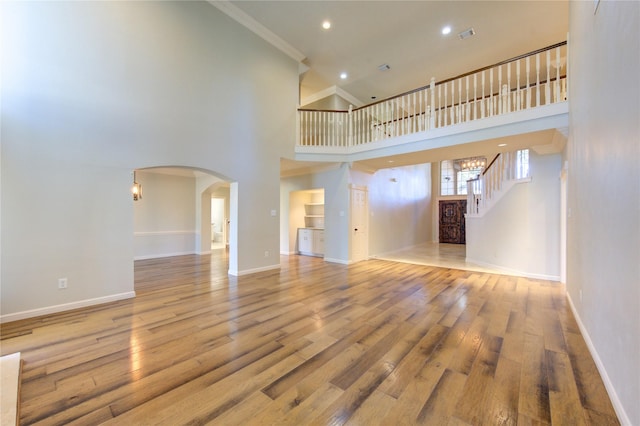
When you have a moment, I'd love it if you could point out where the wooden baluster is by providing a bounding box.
[457,78,462,123]
[443,82,448,126]
[481,71,485,119]
[353,111,356,146]
[536,53,541,107]
[358,109,361,145]
[555,46,561,103]
[526,56,531,109]
[324,111,328,147]
[465,76,470,122]
[430,77,436,129]
[301,111,305,146]
[312,111,316,146]
[438,83,442,128]
[473,73,477,120]
[418,90,422,132]
[516,60,521,111]
[489,68,494,116]
[498,65,503,115]
[546,49,551,105]
[450,81,455,124]
[415,91,419,132]
[507,61,511,112]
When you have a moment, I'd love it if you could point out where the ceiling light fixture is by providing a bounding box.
[340,72,347,80]
[458,28,476,40]
[322,20,331,30]
[498,143,508,147]
[377,64,391,71]
[441,26,452,35]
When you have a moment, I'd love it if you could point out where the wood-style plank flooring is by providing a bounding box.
[0,251,619,425]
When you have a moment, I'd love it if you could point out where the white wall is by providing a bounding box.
[567,2,639,424]
[133,171,196,259]
[368,164,432,255]
[466,152,561,279]
[1,1,298,320]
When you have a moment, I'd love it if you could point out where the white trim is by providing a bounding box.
[280,251,296,255]
[0,292,136,324]
[134,251,195,261]
[301,85,364,108]
[207,0,306,63]
[229,263,280,276]
[133,230,193,236]
[464,257,560,281]
[566,294,631,426]
[295,103,569,162]
[324,257,351,265]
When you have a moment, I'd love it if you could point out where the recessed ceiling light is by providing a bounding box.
[498,143,508,147]
[371,96,377,100]
[340,72,348,79]
[388,160,394,163]
[377,64,391,71]
[441,26,452,35]
[322,20,331,30]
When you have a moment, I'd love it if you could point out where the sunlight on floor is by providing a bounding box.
[372,242,520,276]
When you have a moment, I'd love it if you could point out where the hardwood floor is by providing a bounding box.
[0,252,619,425]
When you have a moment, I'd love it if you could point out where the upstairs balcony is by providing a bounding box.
[296,42,568,163]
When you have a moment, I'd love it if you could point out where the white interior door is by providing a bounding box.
[350,185,369,262]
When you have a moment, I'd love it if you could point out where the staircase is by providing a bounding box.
[466,149,531,217]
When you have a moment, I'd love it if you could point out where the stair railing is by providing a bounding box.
[467,149,531,216]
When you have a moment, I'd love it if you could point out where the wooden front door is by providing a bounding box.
[439,200,467,244]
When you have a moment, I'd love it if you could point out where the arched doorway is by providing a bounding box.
[131,166,236,278]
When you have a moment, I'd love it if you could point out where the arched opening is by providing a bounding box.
[131,166,237,288]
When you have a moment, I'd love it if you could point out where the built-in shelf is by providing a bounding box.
[304,203,324,229]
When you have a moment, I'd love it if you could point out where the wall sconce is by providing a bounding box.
[132,171,142,201]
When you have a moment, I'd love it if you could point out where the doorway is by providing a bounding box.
[350,185,369,262]
[211,197,226,250]
[439,200,467,244]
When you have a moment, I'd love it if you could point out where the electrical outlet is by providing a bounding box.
[58,278,68,289]
[264,251,269,257]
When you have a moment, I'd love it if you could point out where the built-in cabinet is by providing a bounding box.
[298,228,324,256]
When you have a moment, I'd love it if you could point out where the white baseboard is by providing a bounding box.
[566,293,631,426]
[465,257,560,281]
[324,257,350,265]
[229,263,280,277]
[0,291,136,324]
[134,251,195,261]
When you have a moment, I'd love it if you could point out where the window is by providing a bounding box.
[440,160,455,196]
[440,157,485,196]
[516,149,530,179]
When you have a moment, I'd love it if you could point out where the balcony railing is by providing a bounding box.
[298,42,567,150]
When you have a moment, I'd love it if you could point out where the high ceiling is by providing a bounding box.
[229,1,569,104]
[218,1,569,175]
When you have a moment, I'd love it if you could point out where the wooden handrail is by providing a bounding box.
[297,40,567,114]
[483,153,501,176]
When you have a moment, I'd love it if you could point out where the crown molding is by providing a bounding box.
[208,0,306,63]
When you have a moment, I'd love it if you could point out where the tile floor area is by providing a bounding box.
[371,241,520,276]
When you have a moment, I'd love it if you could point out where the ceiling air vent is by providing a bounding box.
[458,28,476,40]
